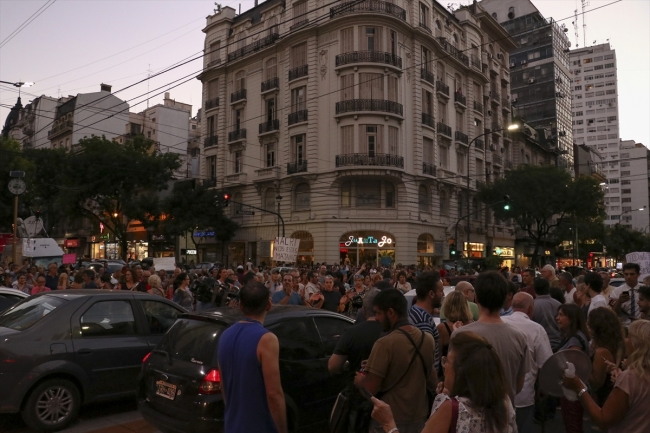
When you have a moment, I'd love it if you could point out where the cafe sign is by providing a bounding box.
[493,247,514,257]
[344,235,393,248]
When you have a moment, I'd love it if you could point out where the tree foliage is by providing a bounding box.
[478,165,606,266]
[603,225,650,260]
[0,137,32,232]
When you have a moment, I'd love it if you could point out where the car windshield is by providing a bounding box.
[157,318,224,365]
[0,295,66,331]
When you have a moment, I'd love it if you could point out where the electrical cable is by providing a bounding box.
[0,0,57,49]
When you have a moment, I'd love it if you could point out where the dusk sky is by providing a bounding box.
[1,0,648,147]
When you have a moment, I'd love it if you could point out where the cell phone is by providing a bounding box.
[356,384,373,402]
[622,291,629,296]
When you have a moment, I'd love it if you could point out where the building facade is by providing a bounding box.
[618,140,650,231]
[197,1,517,266]
[479,0,574,172]
[1,95,59,148]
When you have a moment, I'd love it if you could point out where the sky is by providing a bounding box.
[1,0,648,147]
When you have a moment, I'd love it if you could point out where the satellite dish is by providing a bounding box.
[23,216,44,237]
[538,350,591,397]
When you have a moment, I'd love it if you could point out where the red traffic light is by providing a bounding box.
[223,193,231,201]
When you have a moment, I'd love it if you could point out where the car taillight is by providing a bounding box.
[142,352,152,363]
[199,369,222,394]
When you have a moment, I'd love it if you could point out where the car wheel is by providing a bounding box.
[21,379,81,432]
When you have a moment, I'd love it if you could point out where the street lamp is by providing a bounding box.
[465,123,519,258]
[616,206,647,226]
[0,80,34,98]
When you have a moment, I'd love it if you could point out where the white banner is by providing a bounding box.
[154,257,177,271]
[625,251,650,276]
[273,237,300,263]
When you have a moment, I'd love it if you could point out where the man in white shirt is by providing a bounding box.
[502,292,553,432]
[303,271,320,302]
[558,272,576,304]
[610,263,643,326]
[585,272,607,317]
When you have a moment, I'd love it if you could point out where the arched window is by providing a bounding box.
[266,58,277,80]
[235,70,245,91]
[294,183,311,210]
[291,230,314,253]
[418,185,430,212]
[263,189,276,211]
[417,233,434,254]
[439,189,449,216]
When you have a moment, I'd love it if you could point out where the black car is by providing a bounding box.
[138,306,354,433]
[0,290,186,432]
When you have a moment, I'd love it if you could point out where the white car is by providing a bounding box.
[404,285,455,325]
[0,287,29,313]
[609,278,626,288]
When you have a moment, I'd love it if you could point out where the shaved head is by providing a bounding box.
[512,292,534,318]
[455,281,473,293]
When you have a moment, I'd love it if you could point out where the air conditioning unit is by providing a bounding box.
[497,53,504,60]
[510,62,516,68]
[487,53,493,60]
[528,78,535,84]
[487,110,493,116]
[489,144,497,151]
[521,60,527,66]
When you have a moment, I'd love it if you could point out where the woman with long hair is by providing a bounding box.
[563,320,650,433]
[371,332,516,432]
[57,272,69,290]
[120,268,138,291]
[587,307,625,406]
[436,291,473,361]
[172,272,193,310]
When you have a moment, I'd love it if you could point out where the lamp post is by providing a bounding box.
[0,80,34,98]
[464,123,519,258]
[616,206,647,227]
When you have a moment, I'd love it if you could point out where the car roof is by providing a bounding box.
[33,289,171,300]
[182,305,351,326]
[0,287,29,297]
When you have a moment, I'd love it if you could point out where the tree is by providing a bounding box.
[62,135,181,260]
[0,136,32,232]
[603,225,650,261]
[478,165,605,266]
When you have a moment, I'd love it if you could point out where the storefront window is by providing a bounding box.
[340,231,395,267]
[291,231,314,266]
[463,242,484,258]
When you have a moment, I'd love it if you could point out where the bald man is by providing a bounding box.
[440,281,479,322]
[503,293,553,432]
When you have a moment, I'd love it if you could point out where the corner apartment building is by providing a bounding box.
[1,95,59,148]
[479,0,573,171]
[618,139,650,231]
[196,0,518,266]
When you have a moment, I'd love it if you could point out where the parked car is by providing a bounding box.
[0,287,29,313]
[271,266,297,274]
[0,290,186,432]
[138,306,354,433]
[609,278,626,288]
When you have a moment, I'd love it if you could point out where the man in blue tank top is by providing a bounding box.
[217,281,288,433]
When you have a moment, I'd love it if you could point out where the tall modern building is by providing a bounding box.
[618,139,649,231]
[196,0,519,266]
[479,0,574,171]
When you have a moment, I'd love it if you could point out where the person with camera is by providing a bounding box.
[272,273,308,305]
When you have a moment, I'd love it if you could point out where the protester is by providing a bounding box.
[611,263,643,326]
[440,281,479,322]
[12,272,31,295]
[57,272,69,290]
[562,320,650,433]
[271,273,307,306]
[638,285,650,320]
[436,291,472,366]
[371,332,517,433]
[340,274,370,318]
[599,271,616,303]
[217,282,287,433]
[541,264,560,288]
[584,272,607,316]
[587,307,625,406]
[100,273,113,290]
[558,272,576,304]
[120,268,138,291]
[315,275,340,312]
[31,275,51,295]
[44,263,59,291]
[71,272,84,289]
[520,268,537,298]
[395,271,412,294]
[408,271,443,376]
[82,269,98,289]
[500,280,519,316]
[532,278,562,349]
[148,274,165,297]
[172,273,193,310]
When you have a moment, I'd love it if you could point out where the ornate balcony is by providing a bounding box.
[422,113,435,129]
[335,99,403,116]
[206,59,221,68]
[454,92,467,107]
[231,89,247,103]
[502,99,511,111]
[455,131,469,145]
[421,68,434,84]
[491,92,501,105]
[203,136,218,148]
[492,154,503,165]
[336,51,402,68]
[437,38,469,67]
[470,54,481,70]
[436,81,449,98]
[205,97,219,110]
[330,1,406,21]
[335,153,404,169]
[473,101,483,113]
[261,77,279,93]
[228,128,246,142]
[423,162,436,176]
[288,109,308,125]
[437,122,452,138]
[288,65,308,81]
[418,22,432,34]
[227,33,280,62]
[259,119,279,134]
[48,120,73,138]
[287,160,308,174]
[290,19,309,31]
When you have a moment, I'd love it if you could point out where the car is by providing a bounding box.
[271,266,297,274]
[0,287,29,313]
[0,290,186,432]
[609,278,625,288]
[195,262,217,271]
[137,306,354,433]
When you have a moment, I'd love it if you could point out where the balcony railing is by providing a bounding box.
[421,68,434,84]
[436,81,449,97]
[287,160,308,174]
[207,59,221,68]
[204,178,217,188]
[203,136,218,148]
[205,97,219,110]
[288,64,308,81]
[335,99,403,116]
[423,162,436,176]
[455,131,469,145]
[288,109,308,125]
[502,98,511,110]
[422,113,435,128]
[330,1,406,21]
[454,92,467,107]
[335,153,404,169]
[473,101,483,113]
[475,138,484,150]
[261,77,279,92]
[228,128,246,142]
[470,54,481,70]
[48,120,73,138]
[437,122,452,137]
[290,19,309,31]
[437,37,469,66]
[259,119,280,134]
[491,92,501,104]
[231,89,247,103]
[492,154,503,165]
[336,51,402,68]
[227,33,280,62]
[419,22,432,34]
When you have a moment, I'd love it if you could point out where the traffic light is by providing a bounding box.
[503,195,511,211]
[216,190,231,207]
[222,192,231,207]
[450,243,457,258]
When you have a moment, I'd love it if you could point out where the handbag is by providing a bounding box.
[448,397,459,433]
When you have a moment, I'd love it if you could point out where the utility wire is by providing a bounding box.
[0,0,57,49]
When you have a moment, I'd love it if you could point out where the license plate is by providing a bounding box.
[155,380,177,401]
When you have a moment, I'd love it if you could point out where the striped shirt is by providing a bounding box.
[409,305,440,373]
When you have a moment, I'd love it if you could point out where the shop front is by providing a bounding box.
[491,246,515,269]
[291,231,314,266]
[340,231,395,268]
[417,233,443,267]
[463,242,485,258]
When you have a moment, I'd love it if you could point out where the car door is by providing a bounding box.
[137,299,184,347]
[72,296,150,399]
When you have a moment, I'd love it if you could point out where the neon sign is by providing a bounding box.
[344,235,393,248]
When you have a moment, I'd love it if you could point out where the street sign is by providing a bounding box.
[237,210,255,215]
[273,237,300,263]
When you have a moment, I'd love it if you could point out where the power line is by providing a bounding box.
[0,0,57,49]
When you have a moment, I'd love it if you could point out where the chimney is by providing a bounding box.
[165,92,170,99]
[255,0,258,6]
[100,83,112,93]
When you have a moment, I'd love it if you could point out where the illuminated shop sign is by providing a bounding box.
[344,235,393,248]
[493,247,514,257]
[193,231,215,237]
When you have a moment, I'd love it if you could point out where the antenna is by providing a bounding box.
[582,0,589,48]
[573,7,579,47]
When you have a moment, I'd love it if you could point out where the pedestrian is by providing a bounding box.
[271,273,306,305]
[436,291,473,368]
[100,273,113,290]
[120,269,138,291]
[562,320,650,433]
[148,274,165,297]
[314,275,339,312]
[31,275,52,295]
[532,277,562,349]
[408,271,443,377]
[520,268,537,299]
[584,272,607,316]
[217,281,287,433]
[71,272,84,289]
[12,272,32,295]
[356,289,436,433]
[44,263,59,291]
[500,280,519,316]
[57,272,69,290]
[82,269,98,289]
[611,263,643,326]
[558,272,577,304]
[340,274,370,319]
[440,281,479,322]
[394,271,412,294]
[172,273,193,310]
[541,264,560,289]
[587,307,625,406]
[502,292,553,432]
[370,331,517,433]
[637,285,650,320]
[303,271,320,303]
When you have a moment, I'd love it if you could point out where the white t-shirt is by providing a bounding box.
[304,282,319,301]
[564,287,576,304]
[588,294,608,316]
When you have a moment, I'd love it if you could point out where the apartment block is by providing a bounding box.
[1,95,59,149]
[618,139,649,231]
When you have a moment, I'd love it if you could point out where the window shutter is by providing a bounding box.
[358,27,367,51]
[266,58,277,79]
[388,76,398,102]
[359,73,371,99]
[341,74,354,100]
[370,73,383,99]
[359,125,367,153]
[389,126,399,155]
[340,28,354,53]
[292,43,307,68]
[341,125,354,154]
[376,125,383,153]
